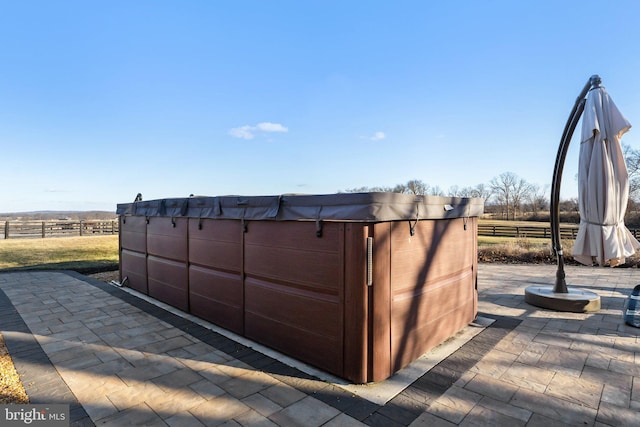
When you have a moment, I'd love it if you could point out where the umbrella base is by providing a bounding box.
[524,285,600,313]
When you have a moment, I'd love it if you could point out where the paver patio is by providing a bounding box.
[0,263,638,426]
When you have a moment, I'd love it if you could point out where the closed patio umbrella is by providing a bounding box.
[525,75,635,313]
[572,83,640,266]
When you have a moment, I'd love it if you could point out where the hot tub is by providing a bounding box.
[117,192,484,383]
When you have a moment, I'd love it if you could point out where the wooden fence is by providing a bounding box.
[2,220,119,239]
[4,219,639,241]
[478,223,640,240]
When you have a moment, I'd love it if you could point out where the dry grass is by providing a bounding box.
[0,235,118,272]
[478,237,554,264]
[0,333,29,404]
[478,236,640,267]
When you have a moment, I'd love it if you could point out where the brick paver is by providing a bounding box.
[0,264,638,426]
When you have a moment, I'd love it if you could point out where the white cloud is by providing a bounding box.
[229,122,288,140]
[370,131,386,141]
[228,125,255,140]
[256,122,288,133]
[44,188,72,193]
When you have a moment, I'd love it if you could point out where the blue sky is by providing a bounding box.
[2,1,640,212]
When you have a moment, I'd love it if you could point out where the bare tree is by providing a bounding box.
[490,172,532,220]
[429,185,444,196]
[449,184,493,200]
[343,179,430,195]
[392,183,408,194]
[455,186,474,197]
[624,143,640,202]
[511,178,531,219]
[405,179,429,195]
[526,183,549,215]
[559,198,579,212]
[470,184,492,202]
[447,185,461,197]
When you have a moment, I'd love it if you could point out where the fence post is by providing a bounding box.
[79,220,83,236]
[4,221,8,239]
[42,222,45,238]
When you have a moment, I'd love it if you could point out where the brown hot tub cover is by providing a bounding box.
[117,192,484,222]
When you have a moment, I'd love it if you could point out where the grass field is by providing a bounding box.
[0,225,636,271]
[0,235,118,272]
[479,219,552,249]
[478,235,549,247]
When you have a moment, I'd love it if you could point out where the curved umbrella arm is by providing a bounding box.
[550,75,601,293]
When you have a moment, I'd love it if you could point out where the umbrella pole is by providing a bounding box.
[524,75,602,312]
[550,78,593,292]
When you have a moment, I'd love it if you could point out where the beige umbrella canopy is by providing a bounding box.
[572,84,640,266]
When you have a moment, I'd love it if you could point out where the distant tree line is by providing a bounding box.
[343,147,640,223]
[342,174,591,222]
[343,172,548,220]
[343,179,491,199]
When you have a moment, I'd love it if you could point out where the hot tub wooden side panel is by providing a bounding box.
[120,249,148,294]
[243,221,345,376]
[188,219,243,334]
[343,223,370,383]
[120,216,147,253]
[147,217,189,311]
[148,255,189,311]
[190,266,243,334]
[369,222,392,383]
[119,216,148,294]
[147,217,188,262]
[244,221,344,291]
[389,217,478,372]
[188,219,242,271]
